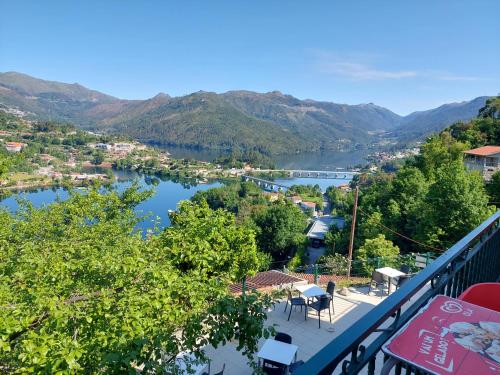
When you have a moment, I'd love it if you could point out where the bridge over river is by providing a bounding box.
[243,169,359,191]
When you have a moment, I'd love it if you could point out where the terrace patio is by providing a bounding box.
[204,285,385,374]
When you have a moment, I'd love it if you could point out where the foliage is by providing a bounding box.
[478,96,500,119]
[447,96,500,148]
[91,150,105,165]
[213,149,275,169]
[326,121,494,256]
[415,161,494,248]
[412,132,467,179]
[320,253,349,276]
[325,186,354,217]
[356,235,400,275]
[487,171,500,206]
[252,200,308,262]
[193,182,310,264]
[0,187,274,373]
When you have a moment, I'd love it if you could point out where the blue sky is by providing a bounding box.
[1,1,498,115]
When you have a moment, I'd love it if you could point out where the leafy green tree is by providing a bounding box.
[0,153,10,179]
[478,96,500,119]
[320,253,349,275]
[0,188,273,373]
[417,161,494,249]
[487,171,500,206]
[412,132,467,179]
[252,201,307,261]
[356,234,400,275]
[91,150,105,165]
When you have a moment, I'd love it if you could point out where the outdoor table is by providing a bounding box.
[375,267,406,294]
[168,351,209,375]
[295,283,327,299]
[381,294,500,375]
[257,339,299,374]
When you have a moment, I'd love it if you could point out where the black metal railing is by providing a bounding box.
[295,210,500,375]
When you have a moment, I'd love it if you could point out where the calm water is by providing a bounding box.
[0,171,351,230]
[0,173,221,230]
[163,145,369,170]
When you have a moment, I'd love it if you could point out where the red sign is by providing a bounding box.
[383,295,500,374]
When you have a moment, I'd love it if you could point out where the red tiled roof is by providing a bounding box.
[6,142,25,147]
[464,146,500,156]
[301,201,316,208]
[229,270,305,294]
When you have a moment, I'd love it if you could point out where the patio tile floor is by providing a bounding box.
[204,286,385,374]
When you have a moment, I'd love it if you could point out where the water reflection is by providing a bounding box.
[160,145,368,170]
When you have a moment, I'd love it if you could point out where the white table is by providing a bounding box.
[169,352,209,375]
[257,339,298,373]
[295,284,327,299]
[375,267,406,294]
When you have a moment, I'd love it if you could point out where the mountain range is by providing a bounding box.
[0,71,489,155]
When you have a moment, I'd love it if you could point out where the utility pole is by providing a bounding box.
[347,186,359,280]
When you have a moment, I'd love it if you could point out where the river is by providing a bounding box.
[164,146,369,170]
[1,170,351,230]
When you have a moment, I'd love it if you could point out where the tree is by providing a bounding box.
[0,188,273,373]
[417,161,494,249]
[487,171,500,206]
[356,234,400,275]
[478,96,500,119]
[320,253,349,276]
[412,132,467,179]
[252,201,307,261]
[91,150,105,165]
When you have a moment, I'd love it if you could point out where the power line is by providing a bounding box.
[357,206,444,252]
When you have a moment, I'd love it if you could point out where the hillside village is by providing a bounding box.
[0,110,267,190]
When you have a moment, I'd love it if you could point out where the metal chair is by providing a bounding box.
[326,281,336,314]
[212,363,225,375]
[262,363,286,375]
[275,332,292,344]
[308,295,332,328]
[284,290,307,321]
[392,274,412,290]
[399,264,411,274]
[202,363,225,375]
[368,270,387,296]
[263,332,293,369]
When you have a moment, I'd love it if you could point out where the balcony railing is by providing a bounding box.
[295,210,500,375]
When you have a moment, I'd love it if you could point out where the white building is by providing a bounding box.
[464,145,500,181]
[5,142,26,152]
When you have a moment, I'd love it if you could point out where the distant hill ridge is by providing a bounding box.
[0,71,489,154]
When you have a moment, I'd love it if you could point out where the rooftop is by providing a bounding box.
[306,216,345,240]
[463,145,500,156]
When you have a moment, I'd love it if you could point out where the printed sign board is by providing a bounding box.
[383,295,500,374]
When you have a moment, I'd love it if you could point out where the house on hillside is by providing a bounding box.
[300,201,316,211]
[95,143,112,151]
[306,215,345,247]
[300,201,318,217]
[5,141,26,152]
[463,145,500,181]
